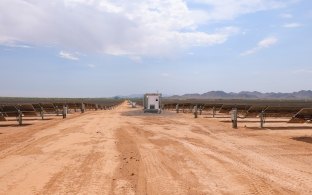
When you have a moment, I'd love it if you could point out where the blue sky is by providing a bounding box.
[0,0,311,97]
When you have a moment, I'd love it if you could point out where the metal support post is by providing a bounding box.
[81,103,85,113]
[194,105,198,118]
[63,106,68,119]
[212,107,216,118]
[231,108,238,129]
[18,111,23,126]
[260,111,265,128]
[40,111,44,120]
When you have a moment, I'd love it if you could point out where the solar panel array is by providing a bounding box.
[0,100,123,125]
[262,106,303,117]
[162,99,312,120]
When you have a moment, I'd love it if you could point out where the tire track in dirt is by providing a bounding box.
[0,113,87,158]
[112,127,142,195]
[115,123,211,194]
[130,113,312,194]
[180,126,312,194]
[0,109,122,194]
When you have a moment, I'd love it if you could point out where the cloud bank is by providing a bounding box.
[0,0,295,57]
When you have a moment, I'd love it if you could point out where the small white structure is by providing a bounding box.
[143,93,162,113]
[127,100,136,108]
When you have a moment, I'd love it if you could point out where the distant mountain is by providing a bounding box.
[117,93,172,99]
[168,90,312,100]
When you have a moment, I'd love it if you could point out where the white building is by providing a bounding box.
[143,93,162,113]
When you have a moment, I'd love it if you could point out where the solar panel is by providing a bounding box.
[219,104,251,114]
[179,103,192,113]
[17,104,38,117]
[32,104,43,112]
[289,108,312,123]
[0,105,3,114]
[84,103,98,110]
[67,103,81,109]
[263,106,303,117]
[40,103,57,114]
[164,103,180,111]
[53,103,65,110]
[0,105,19,117]
[0,113,6,121]
[244,105,268,118]
[201,104,223,111]
[84,103,89,109]
[218,105,232,113]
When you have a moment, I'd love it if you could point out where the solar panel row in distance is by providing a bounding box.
[263,106,303,117]
[0,105,19,117]
[40,103,57,114]
[32,104,44,113]
[219,104,251,114]
[289,108,312,123]
[201,104,223,111]
[67,103,82,111]
[0,112,6,121]
[17,104,38,117]
[244,105,268,118]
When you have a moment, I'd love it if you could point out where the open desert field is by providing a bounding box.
[0,101,312,194]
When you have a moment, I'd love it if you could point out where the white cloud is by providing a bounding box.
[0,35,31,48]
[241,36,278,56]
[192,0,296,21]
[0,35,17,45]
[282,23,302,28]
[59,51,79,60]
[87,64,96,68]
[280,13,293,19]
[0,0,296,57]
[8,44,32,48]
[258,37,278,47]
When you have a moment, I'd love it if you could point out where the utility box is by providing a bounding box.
[143,93,162,113]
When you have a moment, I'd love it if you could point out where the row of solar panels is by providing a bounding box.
[163,103,312,123]
[0,102,120,123]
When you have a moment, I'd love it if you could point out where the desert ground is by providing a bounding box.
[0,101,312,195]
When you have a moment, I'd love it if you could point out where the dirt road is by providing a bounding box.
[0,102,312,194]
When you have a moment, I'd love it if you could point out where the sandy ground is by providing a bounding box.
[0,101,312,195]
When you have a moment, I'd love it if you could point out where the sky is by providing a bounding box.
[0,0,312,97]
